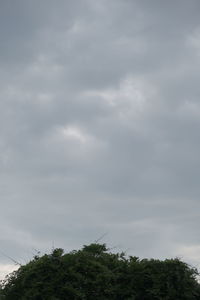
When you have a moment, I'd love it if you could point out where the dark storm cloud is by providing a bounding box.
[0,0,200,276]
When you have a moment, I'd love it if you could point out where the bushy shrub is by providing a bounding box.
[1,243,200,299]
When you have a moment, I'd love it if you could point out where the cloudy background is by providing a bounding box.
[1,0,200,277]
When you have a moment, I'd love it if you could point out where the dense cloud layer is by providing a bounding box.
[1,0,200,276]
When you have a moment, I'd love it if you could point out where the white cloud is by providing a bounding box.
[187,27,200,53]
[61,126,88,143]
[0,264,19,280]
[176,244,200,268]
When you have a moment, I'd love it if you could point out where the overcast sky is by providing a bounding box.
[1,0,200,277]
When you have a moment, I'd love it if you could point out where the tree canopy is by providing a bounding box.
[1,243,200,299]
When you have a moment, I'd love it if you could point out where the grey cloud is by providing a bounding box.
[0,0,200,274]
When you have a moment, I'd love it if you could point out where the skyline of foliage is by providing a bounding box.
[0,243,200,299]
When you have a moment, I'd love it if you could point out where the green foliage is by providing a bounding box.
[1,243,200,299]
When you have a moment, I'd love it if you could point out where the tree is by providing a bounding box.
[1,243,200,299]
